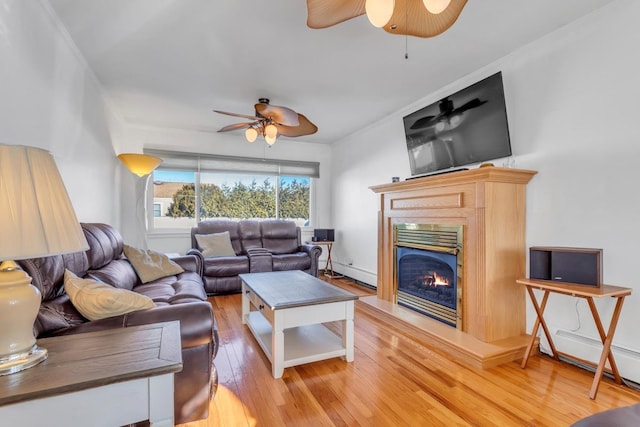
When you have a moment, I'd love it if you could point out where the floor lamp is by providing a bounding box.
[117,153,163,249]
[0,145,89,375]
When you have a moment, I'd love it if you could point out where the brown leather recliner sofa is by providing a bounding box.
[189,219,322,295]
[18,223,217,425]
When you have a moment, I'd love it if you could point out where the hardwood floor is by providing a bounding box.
[179,277,640,427]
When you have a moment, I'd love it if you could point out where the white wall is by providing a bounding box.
[331,0,640,381]
[118,125,332,252]
[0,0,121,226]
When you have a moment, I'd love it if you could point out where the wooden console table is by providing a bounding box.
[0,322,182,426]
[517,278,631,399]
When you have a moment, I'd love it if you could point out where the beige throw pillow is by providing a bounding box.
[64,270,155,321]
[196,232,236,257]
[123,245,184,283]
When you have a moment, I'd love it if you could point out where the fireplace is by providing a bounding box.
[394,224,463,328]
[369,167,536,368]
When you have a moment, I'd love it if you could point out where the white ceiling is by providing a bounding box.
[46,0,616,144]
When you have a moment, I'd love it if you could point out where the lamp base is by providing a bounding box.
[0,344,47,376]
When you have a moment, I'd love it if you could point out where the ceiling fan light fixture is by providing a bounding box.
[423,0,451,14]
[245,127,258,143]
[265,135,277,145]
[365,0,395,28]
[265,123,278,139]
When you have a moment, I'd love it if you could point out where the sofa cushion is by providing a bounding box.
[193,220,242,254]
[133,271,208,305]
[64,270,155,321]
[88,259,138,290]
[123,245,184,283]
[203,255,249,277]
[238,220,262,253]
[196,232,236,257]
[35,296,85,336]
[261,220,299,254]
[82,223,124,270]
[272,253,312,272]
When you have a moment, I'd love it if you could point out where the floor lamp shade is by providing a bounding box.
[117,153,163,177]
[0,144,89,375]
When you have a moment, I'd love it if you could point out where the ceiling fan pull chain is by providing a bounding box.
[405,34,409,59]
[404,5,409,59]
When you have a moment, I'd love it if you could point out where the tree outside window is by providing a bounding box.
[152,170,310,228]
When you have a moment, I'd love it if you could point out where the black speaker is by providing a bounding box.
[313,228,335,242]
[529,247,602,287]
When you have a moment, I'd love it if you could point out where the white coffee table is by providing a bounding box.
[240,270,358,378]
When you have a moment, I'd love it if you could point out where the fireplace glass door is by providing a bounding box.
[396,247,458,326]
[394,223,463,328]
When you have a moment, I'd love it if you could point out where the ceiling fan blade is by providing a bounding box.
[255,103,300,127]
[306,0,365,29]
[410,115,437,130]
[383,0,467,38]
[275,114,318,137]
[452,98,487,114]
[213,110,261,121]
[217,122,253,132]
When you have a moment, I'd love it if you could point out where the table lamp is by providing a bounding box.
[0,144,89,375]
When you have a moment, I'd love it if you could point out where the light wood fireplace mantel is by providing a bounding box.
[367,166,537,368]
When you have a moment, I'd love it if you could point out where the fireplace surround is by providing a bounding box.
[368,166,537,368]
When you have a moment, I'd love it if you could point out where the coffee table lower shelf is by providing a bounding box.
[246,311,347,371]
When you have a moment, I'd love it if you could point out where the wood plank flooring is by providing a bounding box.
[179,277,640,427]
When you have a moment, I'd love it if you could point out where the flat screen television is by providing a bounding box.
[403,71,512,177]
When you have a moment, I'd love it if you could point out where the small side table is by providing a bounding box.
[315,240,343,278]
[518,278,631,399]
[0,322,182,426]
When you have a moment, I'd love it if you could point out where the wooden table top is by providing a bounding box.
[0,321,182,407]
[517,278,632,298]
[240,271,358,310]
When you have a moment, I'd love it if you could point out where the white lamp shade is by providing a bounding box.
[265,135,277,145]
[365,0,395,27]
[423,0,451,14]
[0,145,89,261]
[245,127,258,143]
[117,153,163,177]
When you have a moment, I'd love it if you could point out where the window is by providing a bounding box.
[147,150,318,230]
[152,170,196,229]
[278,176,310,225]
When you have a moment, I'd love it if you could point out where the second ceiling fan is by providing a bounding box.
[214,98,317,145]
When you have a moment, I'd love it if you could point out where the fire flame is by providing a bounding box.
[421,271,450,287]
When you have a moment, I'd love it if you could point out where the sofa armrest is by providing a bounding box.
[247,248,273,273]
[47,302,218,356]
[186,249,205,277]
[125,302,217,354]
[171,254,202,276]
[299,244,322,277]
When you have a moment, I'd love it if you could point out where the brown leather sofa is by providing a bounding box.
[18,223,217,425]
[189,219,322,294]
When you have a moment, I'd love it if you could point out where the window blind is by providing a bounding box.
[144,149,320,178]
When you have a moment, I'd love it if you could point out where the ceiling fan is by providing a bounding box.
[214,98,317,145]
[410,97,487,131]
[306,0,467,38]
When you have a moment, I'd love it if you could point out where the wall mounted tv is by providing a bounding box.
[403,71,512,177]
